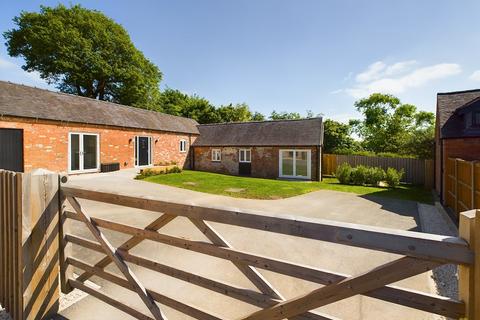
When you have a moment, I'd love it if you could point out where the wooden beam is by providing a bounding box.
[67,235,337,320]
[117,249,275,308]
[67,257,223,320]
[62,187,473,265]
[239,257,439,320]
[65,218,465,319]
[75,213,176,283]
[459,210,476,318]
[189,218,283,300]
[475,209,480,320]
[66,197,166,320]
[59,187,73,294]
[68,279,154,320]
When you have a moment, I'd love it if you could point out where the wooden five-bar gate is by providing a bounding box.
[2,169,480,319]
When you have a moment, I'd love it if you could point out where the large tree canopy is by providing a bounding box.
[323,119,358,154]
[4,4,162,108]
[350,93,435,158]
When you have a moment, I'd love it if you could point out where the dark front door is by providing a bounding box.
[0,129,23,172]
[135,136,151,166]
[239,162,251,176]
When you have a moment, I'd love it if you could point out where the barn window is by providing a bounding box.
[212,149,221,162]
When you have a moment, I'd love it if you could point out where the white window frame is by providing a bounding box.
[68,132,100,174]
[239,148,251,163]
[134,136,153,167]
[278,149,311,179]
[179,139,187,153]
[211,149,221,162]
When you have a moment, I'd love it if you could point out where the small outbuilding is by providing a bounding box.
[192,118,324,181]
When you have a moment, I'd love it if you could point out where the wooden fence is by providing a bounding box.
[322,153,434,187]
[0,170,61,320]
[59,184,479,320]
[444,158,480,217]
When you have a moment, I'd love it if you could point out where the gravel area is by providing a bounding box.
[0,274,98,320]
[417,202,459,320]
[0,306,11,320]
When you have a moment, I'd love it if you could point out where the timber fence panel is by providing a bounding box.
[0,170,61,320]
[322,154,432,185]
[321,154,337,175]
[444,158,480,218]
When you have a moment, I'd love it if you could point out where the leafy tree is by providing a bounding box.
[157,88,189,115]
[182,95,220,124]
[404,111,435,159]
[350,93,434,158]
[323,119,358,154]
[216,103,252,122]
[4,4,161,109]
[251,112,266,121]
[270,111,302,120]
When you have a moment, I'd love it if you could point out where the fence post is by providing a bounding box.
[21,170,61,320]
[58,174,73,294]
[455,159,459,215]
[459,209,480,319]
[473,162,477,209]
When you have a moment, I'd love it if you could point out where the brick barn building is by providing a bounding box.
[435,89,480,199]
[0,81,199,173]
[193,118,324,181]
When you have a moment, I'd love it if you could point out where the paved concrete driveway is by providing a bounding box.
[59,169,435,320]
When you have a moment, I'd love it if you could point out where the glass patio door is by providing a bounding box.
[69,133,99,173]
[279,149,311,179]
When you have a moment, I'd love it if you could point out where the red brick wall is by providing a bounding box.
[0,116,197,173]
[193,146,320,180]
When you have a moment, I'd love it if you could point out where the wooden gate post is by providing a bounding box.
[21,170,61,320]
[459,209,480,319]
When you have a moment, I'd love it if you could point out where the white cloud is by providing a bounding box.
[330,89,343,94]
[469,70,480,81]
[343,72,353,82]
[0,58,16,69]
[346,61,461,99]
[384,60,417,76]
[0,55,52,89]
[355,61,386,83]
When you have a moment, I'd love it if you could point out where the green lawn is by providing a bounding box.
[141,170,433,203]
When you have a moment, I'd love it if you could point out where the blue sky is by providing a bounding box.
[1,1,480,121]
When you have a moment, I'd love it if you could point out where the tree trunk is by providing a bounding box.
[97,79,106,100]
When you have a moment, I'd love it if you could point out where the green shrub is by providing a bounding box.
[166,166,182,174]
[336,163,403,188]
[335,163,352,184]
[365,167,386,186]
[385,168,404,188]
[350,165,369,185]
[135,166,182,179]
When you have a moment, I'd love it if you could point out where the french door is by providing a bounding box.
[279,149,311,179]
[134,136,152,167]
[69,133,100,173]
